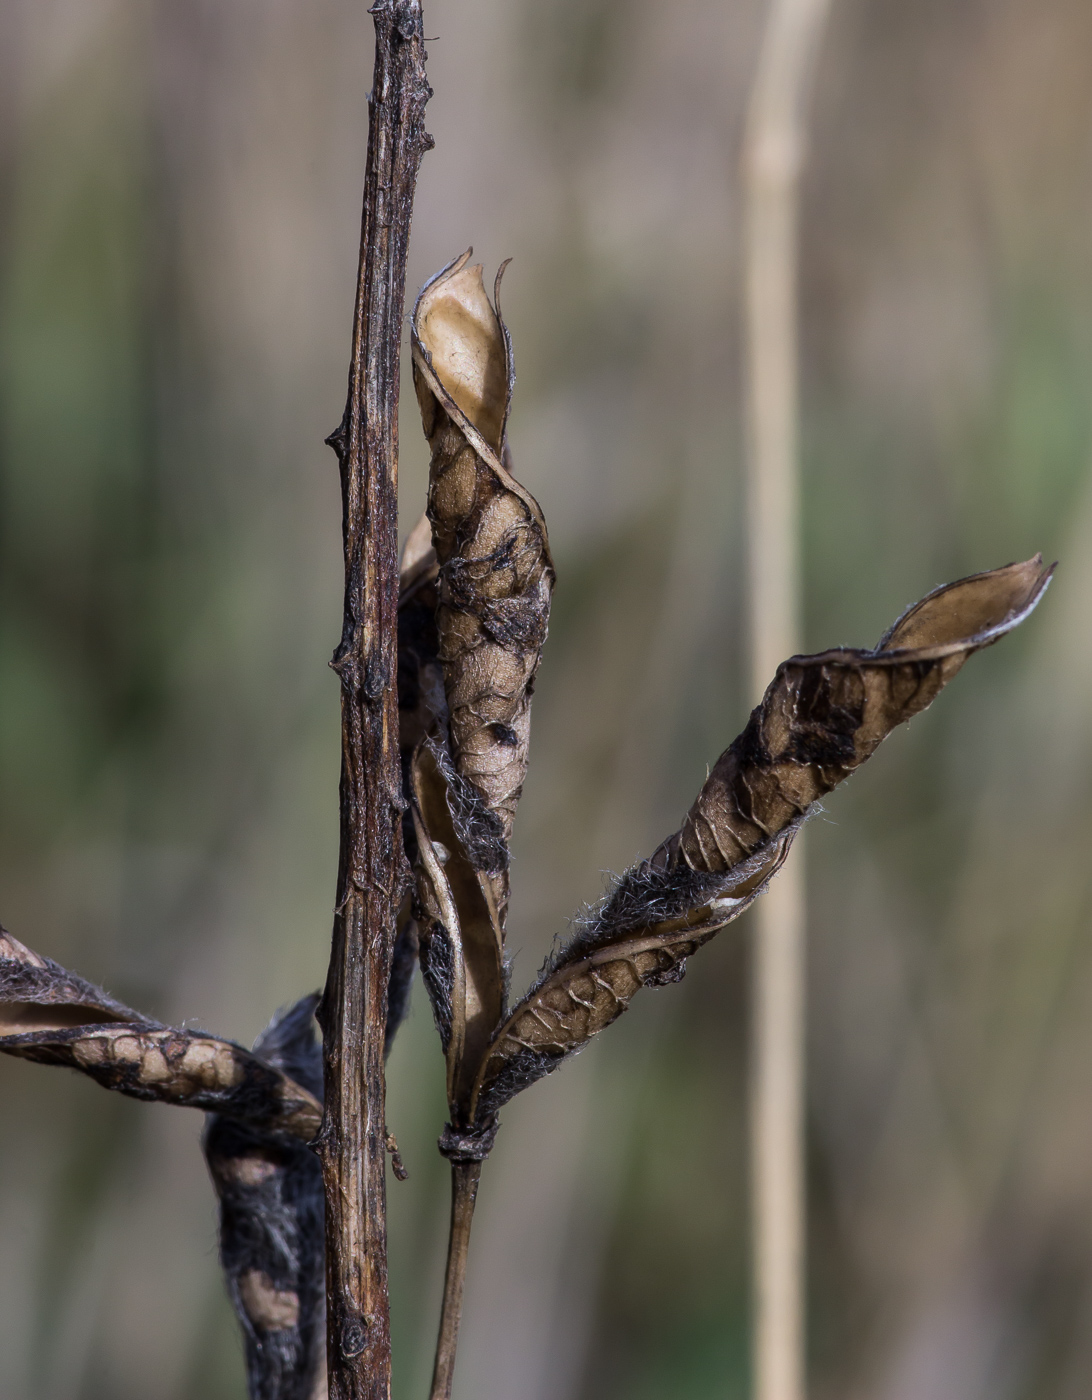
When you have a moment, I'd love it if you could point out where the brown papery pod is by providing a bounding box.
[409,721,510,1400]
[401,511,510,1140]
[411,250,555,923]
[468,557,1053,1125]
[0,928,322,1141]
[410,741,505,1131]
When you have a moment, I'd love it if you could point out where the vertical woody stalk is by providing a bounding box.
[316,6,431,1399]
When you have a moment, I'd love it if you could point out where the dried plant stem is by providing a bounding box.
[743,1,831,1398]
[430,1161,482,1400]
[750,863,806,1400]
[315,5,431,1399]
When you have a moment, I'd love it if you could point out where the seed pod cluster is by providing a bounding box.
[0,928,322,1142]
[204,996,327,1400]
[0,909,430,1400]
[404,255,1051,1400]
[404,251,1054,1164]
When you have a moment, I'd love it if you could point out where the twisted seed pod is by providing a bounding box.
[411,741,506,1123]
[0,928,322,1141]
[411,251,554,922]
[469,834,793,1125]
[468,557,1053,1124]
[204,996,327,1400]
[673,555,1053,871]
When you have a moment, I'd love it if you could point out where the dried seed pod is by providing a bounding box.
[673,555,1053,873]
[387,514,447,1058]
[410,741,506,1124]
[204,996,326,1400]
[468,557,1052,1123]
[468,832,794,1125]
[411,251,555,921]
[0,928,322,1142]
[398,512,444,773]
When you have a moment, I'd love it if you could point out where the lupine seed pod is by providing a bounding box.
[411,742,506,1124]
[467,832,795,1126]
[411,250,555,923]
[204,996,327,1400]
[389,514,445,1055]
[672,556,1054,874]
[467,557,1053,1124]
[397,512,444,781]
[0,928,322,1141]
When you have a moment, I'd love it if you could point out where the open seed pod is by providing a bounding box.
[398,511,444,770]
[0,928,322,1142]
[410,739,506,1143]
[466,557,1053,1126]
[204,995,327,1400]
[411,251,554,926]
[388,514,446,1055]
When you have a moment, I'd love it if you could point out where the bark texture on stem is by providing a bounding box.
[315,6,431,1399]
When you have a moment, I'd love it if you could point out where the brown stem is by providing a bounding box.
[430,1160,483,1400]
[314,5,431,1400]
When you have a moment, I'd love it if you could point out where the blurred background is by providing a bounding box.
[1,0,1091,1396]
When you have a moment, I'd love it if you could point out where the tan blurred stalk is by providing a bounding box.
[743,1,831,1397]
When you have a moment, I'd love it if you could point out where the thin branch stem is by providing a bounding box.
[742,3,831,1399]
[315,5,431,1399]
[429,1161,482,1400]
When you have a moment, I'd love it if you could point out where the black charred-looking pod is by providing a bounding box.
[0,930,322,1141]
[204,996,326,1400]
[0,921,424,1400]
[387,514,444,1058]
